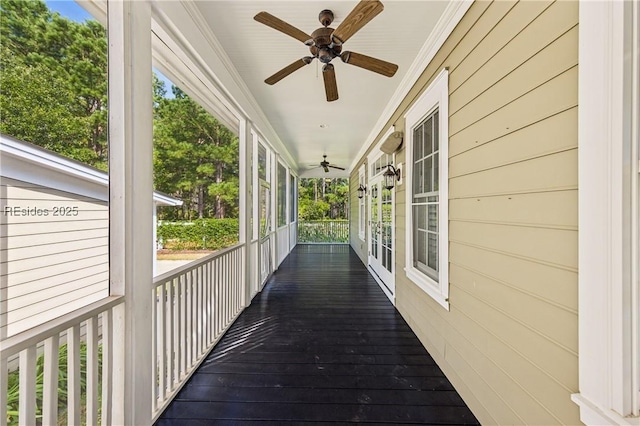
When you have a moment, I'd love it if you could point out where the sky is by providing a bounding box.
[44,0,175,98]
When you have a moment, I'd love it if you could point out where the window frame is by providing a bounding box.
[404,68,449,310]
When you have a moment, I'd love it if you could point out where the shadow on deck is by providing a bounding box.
[156,244,479,425]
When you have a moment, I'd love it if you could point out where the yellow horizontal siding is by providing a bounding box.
[351,0,580,424]
[449,148,578,198]
[450,190,577,229]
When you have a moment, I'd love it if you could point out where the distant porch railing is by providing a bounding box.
[152,243,245,420]
[297,220,349,243]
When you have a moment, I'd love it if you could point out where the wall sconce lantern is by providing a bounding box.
[383,164,401,190]
[357,184,367,199]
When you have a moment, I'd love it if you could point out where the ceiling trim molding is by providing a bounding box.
[180,1,298,172]
[348,0,473,173]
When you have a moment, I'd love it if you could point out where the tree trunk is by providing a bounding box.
[198,186,205,219]
[215,161,224,218]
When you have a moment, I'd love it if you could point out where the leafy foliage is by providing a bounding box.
[0,0,108,170]
[153,88,240,220]
[298,178,349,220]
[5,342,101,425]
[157,219,239,251]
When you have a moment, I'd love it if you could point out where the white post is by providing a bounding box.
[108,1,154,424]
[239,118,253,305]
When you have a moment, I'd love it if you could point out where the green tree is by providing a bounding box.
[0,0,108,169]
[298,178,349,220]
[154,86,239,219]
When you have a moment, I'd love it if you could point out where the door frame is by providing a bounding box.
[367,143,397,303]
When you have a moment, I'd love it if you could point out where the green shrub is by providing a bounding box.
[157,219,239,251]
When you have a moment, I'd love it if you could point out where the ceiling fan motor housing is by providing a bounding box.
[310,27,342,63]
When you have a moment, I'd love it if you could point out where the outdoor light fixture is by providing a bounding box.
[383,164,401,190]
[357,184,367,199]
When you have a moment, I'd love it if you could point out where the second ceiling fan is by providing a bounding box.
[254,0,398,102]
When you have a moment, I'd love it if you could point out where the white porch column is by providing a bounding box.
[108,1,154,424]
[572,0,639,424]
[239,117,253,306]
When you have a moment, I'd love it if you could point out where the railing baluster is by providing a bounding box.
[1,298,123,426]
[148,244,248,421]
[18,347,36,426]
[173,278,180,387]
[151,283,158,411]
[198,265,202,356]
[43,334,60,426]
[166,281,174,391]
[86,317,99,425]
[101,308,113,426]
[157,283,166,402]
[67,325,81,426]
[179,275,186,378]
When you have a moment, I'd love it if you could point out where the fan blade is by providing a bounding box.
[254,12,313,44]
[265,58,312,85]
[341,51,398,77]
[322,64,338,102]
[331,0,384,45]
[328,164,346,170]
[323,166,329,173]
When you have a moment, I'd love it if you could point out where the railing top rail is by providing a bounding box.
[153,242,244,285]
[0,296,124,360]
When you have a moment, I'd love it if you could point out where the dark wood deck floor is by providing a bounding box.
[156,244,479,425]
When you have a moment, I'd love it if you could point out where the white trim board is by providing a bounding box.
[0,134,182,206]
[572,0,640,423]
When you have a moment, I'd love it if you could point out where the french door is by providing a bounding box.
[368,176,395,298]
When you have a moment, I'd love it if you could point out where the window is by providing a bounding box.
[404,68,449,310]
[277,162,287,227]
[358,165,366,240]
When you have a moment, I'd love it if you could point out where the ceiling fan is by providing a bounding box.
[254,0,398,102]
[316,155,345,173]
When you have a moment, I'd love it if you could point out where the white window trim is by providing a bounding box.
[404,68,449,311]
[571,1,640,425]
[358,165,366,241]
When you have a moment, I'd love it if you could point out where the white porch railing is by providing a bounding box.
[151,243,245,420]
[0,296,123,426]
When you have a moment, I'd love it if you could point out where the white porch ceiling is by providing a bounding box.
[193,1,449,177]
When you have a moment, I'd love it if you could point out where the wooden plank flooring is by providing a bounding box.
[156,244,479,425]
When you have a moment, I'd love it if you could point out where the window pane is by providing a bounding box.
[428,204,438,232]
[415,204,426,231]
[428,233,438,271]
[412,159,421,195]
[424,116,433,156]
[415,230,427,267]
[434,111,439,152]
[414,126,423,161]
[424,156,432,193]
[434,152,439,192]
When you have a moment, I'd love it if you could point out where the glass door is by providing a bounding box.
[368,176,394,296]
